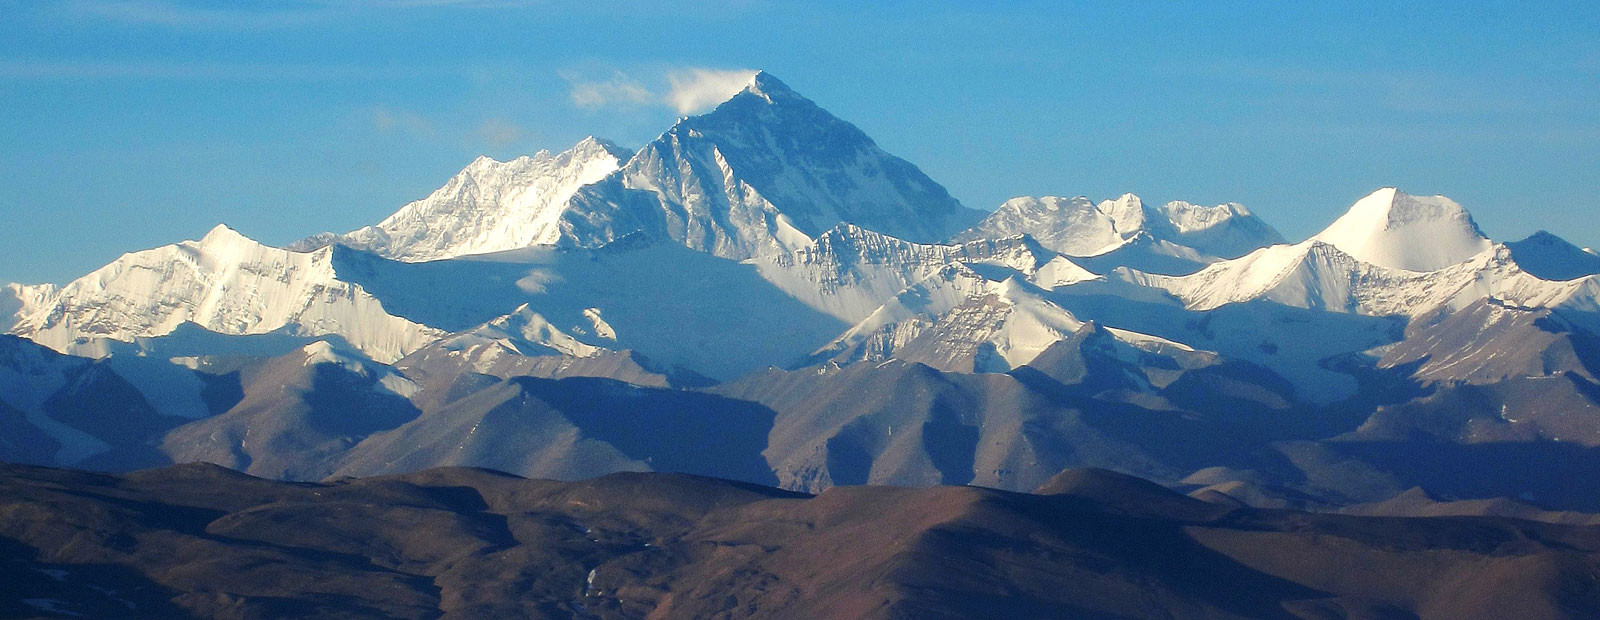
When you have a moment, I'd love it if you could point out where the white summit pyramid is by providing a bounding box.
[1310,187,1492,272]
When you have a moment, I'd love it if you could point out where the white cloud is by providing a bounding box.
[562,66,758,115]
[564,71,654,109]
[665,68,758,115]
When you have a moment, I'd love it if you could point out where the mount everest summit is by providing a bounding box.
[4,71,1600,513]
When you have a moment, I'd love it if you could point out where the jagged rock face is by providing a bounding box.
[555,72,984,259]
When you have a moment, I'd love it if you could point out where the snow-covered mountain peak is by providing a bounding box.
[738,70,798,104]
[555,72,982,259]
[1312,188,1491,272]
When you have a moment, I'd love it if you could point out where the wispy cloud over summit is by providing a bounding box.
[564,66,757,116]
[665,68,758,114]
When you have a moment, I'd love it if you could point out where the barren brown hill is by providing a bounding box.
[3,462,1599,619]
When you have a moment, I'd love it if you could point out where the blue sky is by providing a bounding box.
[2,1,1597,284]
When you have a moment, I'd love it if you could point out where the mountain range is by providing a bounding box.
[4,70,1600,519]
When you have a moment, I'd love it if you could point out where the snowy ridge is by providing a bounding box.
[1128,240,1600,322]
[751,224,1097,323]
[310,235,850,381]
[299,340,419,399]
[816,263,1185,374]
[431,303,601,360]
[1117,189,1600,324]
[8,225,444,363]
[953,192,1285,271]
[302,137,629,261]
[813,263,1001,364]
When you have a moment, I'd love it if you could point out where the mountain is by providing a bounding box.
[953,193,1285,274]
[390,303,711,390]
[1157,199,1288,258]
[8,225,443,363]
[295,137,631,261]
[329,375,777,484]
[7,462,1598,619]
[712,353,1296,493]
[553,71,985,259]
[303,72,982,264]
[7,225,851,381]
[157,341,423,480]
[1506,230,1600,281]
[1311,187,1492,272]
